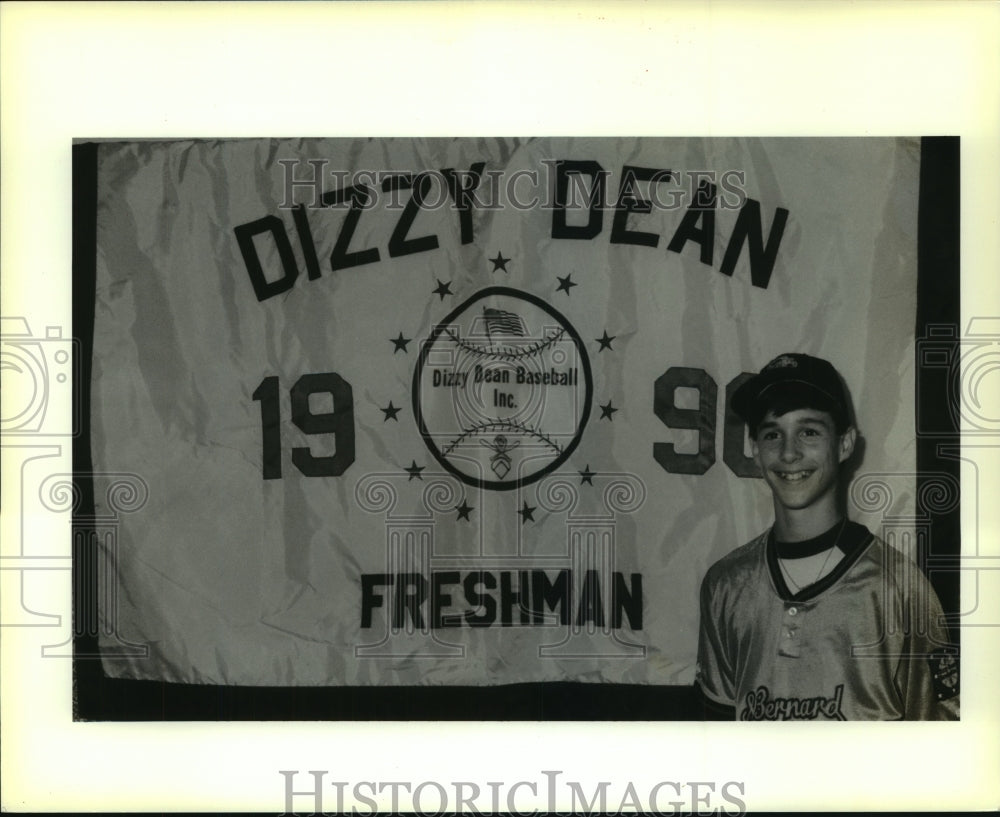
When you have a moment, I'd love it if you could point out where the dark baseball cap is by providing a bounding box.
[731,353,849,425]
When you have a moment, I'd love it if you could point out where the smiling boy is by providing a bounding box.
[695,353,959,720]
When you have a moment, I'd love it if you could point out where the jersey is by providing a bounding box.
[695,522,960,721]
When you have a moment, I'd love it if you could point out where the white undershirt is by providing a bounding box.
[779,546,844,592]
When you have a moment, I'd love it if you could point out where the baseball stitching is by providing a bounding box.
[442,327,566,361]
[442,419,564,457]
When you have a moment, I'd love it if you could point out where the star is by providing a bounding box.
[596,330,616,352]
[579,465,596,485]
[490,252,510,273]
[600,400,618,420]
[380,401,401,421]
[455,500,473,521]
[404,460,425,480]
[556,274,577,295]
[432,279,452,300]
[390,332,411,353]
[518,501,536,524]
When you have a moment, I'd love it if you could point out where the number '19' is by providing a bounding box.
[252,372,355,479]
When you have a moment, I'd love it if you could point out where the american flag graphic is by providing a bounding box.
[483,307,527,338]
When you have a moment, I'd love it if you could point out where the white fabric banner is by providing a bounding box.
[88,137,919,686]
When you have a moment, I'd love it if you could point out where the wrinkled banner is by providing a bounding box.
[84,137,919,686]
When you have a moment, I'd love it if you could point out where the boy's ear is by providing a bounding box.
[838,426,857,463]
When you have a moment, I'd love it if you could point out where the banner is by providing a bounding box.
[83,137,921,687]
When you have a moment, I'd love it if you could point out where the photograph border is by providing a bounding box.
[70,136,960,721]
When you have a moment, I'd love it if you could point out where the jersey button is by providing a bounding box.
[788,606,798,616]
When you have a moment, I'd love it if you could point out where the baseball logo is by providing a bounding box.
[413,286,593,490]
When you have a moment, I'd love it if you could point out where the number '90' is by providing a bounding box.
[653,366,760,478]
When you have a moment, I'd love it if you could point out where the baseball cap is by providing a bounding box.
[731,353,849,425]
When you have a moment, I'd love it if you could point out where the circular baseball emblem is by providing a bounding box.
[413,286,593,490]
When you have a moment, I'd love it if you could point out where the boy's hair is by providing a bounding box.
[732,353,852,440]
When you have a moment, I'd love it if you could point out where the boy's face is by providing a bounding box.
[751,408,856,513]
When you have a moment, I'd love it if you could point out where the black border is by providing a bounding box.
[915,136,961,645]
[72,137,960,721]
[411,286,594,491]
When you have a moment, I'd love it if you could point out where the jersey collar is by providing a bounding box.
[767,521,873,602]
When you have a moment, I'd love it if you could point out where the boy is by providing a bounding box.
[695,353,959,720]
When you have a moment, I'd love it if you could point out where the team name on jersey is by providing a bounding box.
[740,684,846,721]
